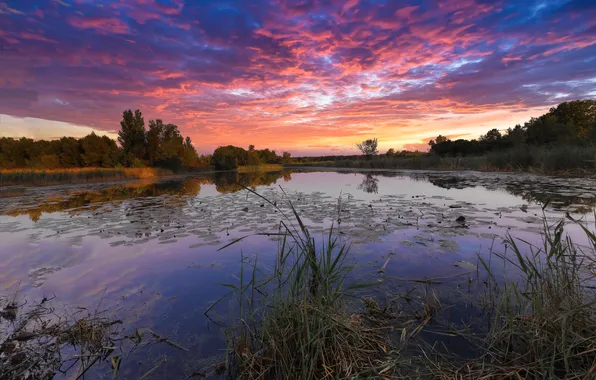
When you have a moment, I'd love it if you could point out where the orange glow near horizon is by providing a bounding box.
[0,1,594,155]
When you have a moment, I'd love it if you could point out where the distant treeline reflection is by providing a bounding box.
[6,170,293,221]
[337,170,595,211]
[4,170,594,222]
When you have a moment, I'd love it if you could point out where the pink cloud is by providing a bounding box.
[0,0,595,155]
[68,16,129,34]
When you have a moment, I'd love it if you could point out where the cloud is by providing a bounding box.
[67,16,130,35]
[0,0,595,155]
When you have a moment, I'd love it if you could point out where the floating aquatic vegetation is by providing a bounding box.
[438,239,460,252]
[28,266,62,288]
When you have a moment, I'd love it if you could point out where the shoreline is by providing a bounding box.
[2,163,595,188]
[283,162,596,177]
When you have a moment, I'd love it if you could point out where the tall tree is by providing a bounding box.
[118,109,146,166]
[547,100,596,140]
[182,136,199,168]
[147,119,165,166]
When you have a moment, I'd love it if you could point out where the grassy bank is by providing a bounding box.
[289,145,596,174]
[0,167,175,186]
[209,191,596,379]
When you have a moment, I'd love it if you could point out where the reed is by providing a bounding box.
[288,145,596,174]
[209,190,596,379]
[425,213,596,379]
[0,167,173,186]
[206,187,398,379]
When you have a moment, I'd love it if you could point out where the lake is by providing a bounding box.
[1,169,594,378]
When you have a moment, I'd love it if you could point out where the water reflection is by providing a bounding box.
[425,173,596,211]
[358,174,379,194]
[4,169,594,223]
[1,169,594,378]
[213,170,292,194]
[5,170,294,221]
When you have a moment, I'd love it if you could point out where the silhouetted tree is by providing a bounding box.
[213,145,244,169]
[428,135,449,147]
[525,115,575,145]
[356,138,378,156]
[505,125,526,146]
[480,129,502,143]
[258,148,278,164]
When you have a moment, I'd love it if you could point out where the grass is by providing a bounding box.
[206,187,399,379]
[288,145,596,174]
[0,167,173,186]
[208,188,596,379]
[0,290,187,379]
[430,214,596,379]
[0,294,124,379]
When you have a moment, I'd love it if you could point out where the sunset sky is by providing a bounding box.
[0,0,595,155]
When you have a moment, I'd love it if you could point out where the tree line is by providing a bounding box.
[212,144,291,169]
[0,110,205,170]
[3,100,593,170]
[0,109,295,171]
[428,100,596,157]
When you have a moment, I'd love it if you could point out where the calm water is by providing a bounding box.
[1,169,594,378]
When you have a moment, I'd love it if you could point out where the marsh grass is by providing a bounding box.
[290,145,596,174]
[0,290,182,379]
[206,187,403,379]
[424,213,596,379]
[209,187,596,379]
[0,294,125,380]
[0,167,173,186]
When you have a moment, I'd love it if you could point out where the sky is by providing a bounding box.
[0,0,595,155]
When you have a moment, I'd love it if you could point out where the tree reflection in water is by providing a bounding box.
[358,174,379,194]
[6,170,294,221]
